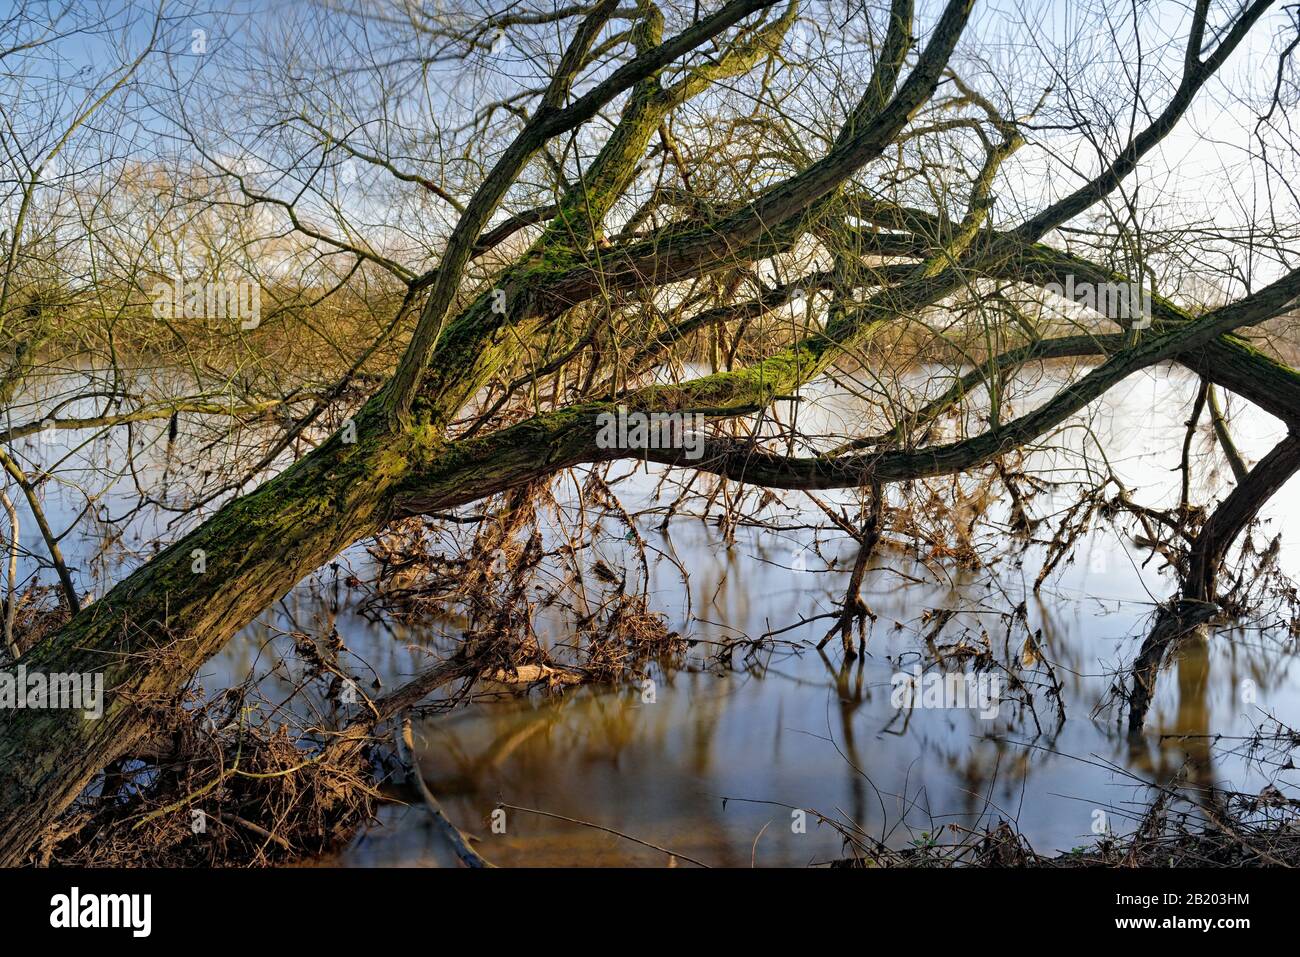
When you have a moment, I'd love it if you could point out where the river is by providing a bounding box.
[9,360,1300,866]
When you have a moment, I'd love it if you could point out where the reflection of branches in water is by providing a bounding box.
[788,721,1300,867]
[1188,714,1300,778]
[352,480,690,687]
[12,358,1299,866]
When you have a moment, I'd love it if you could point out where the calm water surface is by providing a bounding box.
[13,363,1300,866]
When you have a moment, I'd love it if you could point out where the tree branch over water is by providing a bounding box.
[0,0,1297,865]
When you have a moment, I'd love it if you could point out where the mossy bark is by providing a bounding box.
[0,401,433,863]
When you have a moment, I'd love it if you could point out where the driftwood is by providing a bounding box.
[394,716,492,869]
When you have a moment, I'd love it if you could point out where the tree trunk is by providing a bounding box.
[1127,432,1300,733]
[0,402,416,863]
[1184,433,1300,603]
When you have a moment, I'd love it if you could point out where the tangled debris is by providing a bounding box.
[833,795,1300,868]
[28,484,691,867]
[37,691,380,867]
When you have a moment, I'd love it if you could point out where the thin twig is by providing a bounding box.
[496,802,710,867]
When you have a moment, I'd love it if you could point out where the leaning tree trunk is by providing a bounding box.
[1183,433,1300,604]
[0,382,692,864]
[0,401,422,864]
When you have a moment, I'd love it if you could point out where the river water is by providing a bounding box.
[10,361,1300,866]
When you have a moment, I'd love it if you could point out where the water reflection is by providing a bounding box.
[9,364,1300,865]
